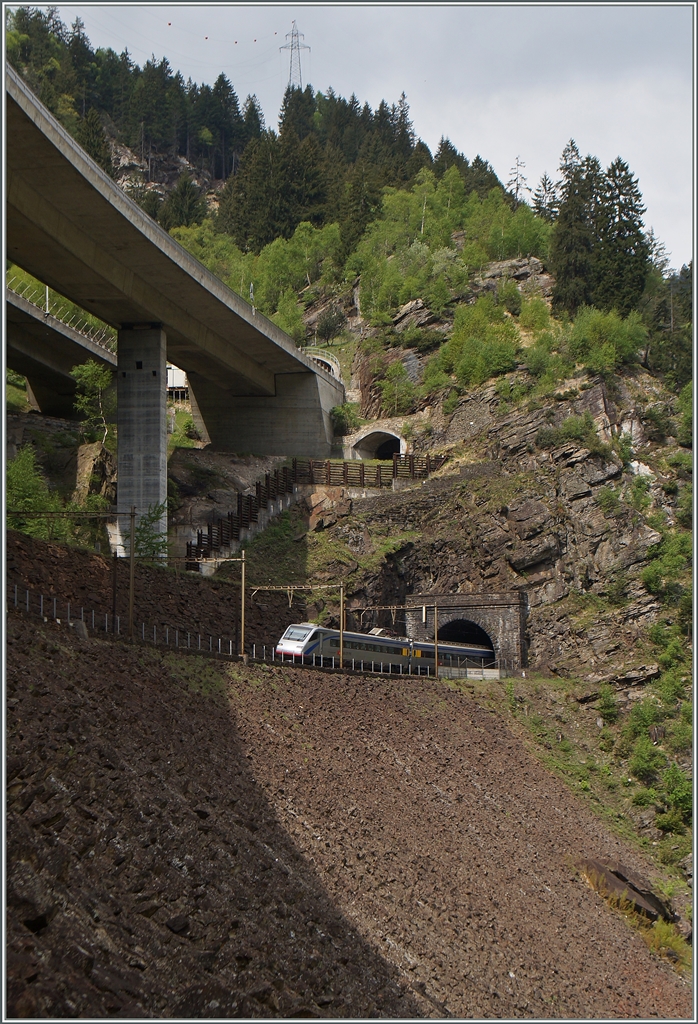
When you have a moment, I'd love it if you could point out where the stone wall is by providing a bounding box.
[405,592,528,670]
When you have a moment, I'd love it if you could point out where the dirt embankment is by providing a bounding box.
[6,530,305,651]
[6,574,692,1017]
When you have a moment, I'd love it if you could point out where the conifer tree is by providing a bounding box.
[76,107,114,175]
[532,172,558,221]
[593,157,649,315]
[242,94,264,144]
[550,149,602,316]
[278,85,316,141]
[158,174,207,231]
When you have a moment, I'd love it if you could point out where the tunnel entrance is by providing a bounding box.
[434,618,494,651]
[352,430,404,461]
[374,436,401,460]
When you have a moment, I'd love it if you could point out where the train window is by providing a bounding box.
[283,626,313,641]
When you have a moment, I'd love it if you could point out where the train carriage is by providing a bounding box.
[276,623,495,674]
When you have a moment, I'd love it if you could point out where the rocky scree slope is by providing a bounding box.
[6,609,692,1019]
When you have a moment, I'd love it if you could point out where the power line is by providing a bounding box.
[279,20,310,90]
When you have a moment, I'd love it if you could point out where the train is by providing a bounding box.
[276,622,495,674]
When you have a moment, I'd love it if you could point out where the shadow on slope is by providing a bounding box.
[6,611,422,1018]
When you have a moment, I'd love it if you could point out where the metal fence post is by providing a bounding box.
[128,506,136,638]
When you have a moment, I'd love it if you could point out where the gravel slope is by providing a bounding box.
[6,604,691,1019]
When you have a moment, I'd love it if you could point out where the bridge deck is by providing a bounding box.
[6,66,334,398]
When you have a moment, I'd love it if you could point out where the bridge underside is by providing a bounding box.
[6,67,344,532]
[6,290,117,418]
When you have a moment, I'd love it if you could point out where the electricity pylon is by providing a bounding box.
[279,21,310,90]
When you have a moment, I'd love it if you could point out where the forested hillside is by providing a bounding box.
[6,4,692,399]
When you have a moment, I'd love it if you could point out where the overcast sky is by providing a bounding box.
[19,2,696,268]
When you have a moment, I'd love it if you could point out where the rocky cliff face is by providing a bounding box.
[294,369,689,681]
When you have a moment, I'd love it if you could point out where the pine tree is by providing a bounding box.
[76,107,113,175]
[433,137,468,179]
[242,94,264,145]
[159,174,207,231]
[532,172,558,221]
[218,132,282,251]
[212,73,244,179]
[464,155,503,198]
[550,152,602,316]
[592,157,649,314]
[278,85,316,141]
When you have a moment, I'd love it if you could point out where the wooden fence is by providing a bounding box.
[186,454,447,562]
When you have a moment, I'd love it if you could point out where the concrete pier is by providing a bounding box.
[188,371,340,458]
[115,328,167,553]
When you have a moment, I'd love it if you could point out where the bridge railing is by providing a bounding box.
[301,346,342,380]
[6,273,118,354]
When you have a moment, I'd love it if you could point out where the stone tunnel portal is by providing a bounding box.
[434,618,495,652]
[352,430,404,461]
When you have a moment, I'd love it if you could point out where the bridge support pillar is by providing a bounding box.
[115,327,167,555]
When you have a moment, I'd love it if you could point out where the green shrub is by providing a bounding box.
[641,530,692,602]
[330,403,361,436]
[497,279,522,316]
[642,405,675,443]
[628,475,651,511]
[629,735,667,783]
[598,683,619,723]
[443,389,460,416]
[654,667,689,706]
[654,808,686,834]
[658,638,686,670]
[665,717,692,754]
[6,447,69,541]
[676,380,692,448]
[676,483,692,528]
[519,297,550,332]
[625,698,661,739]
[606,574,628,606]
[567,306,646,373]
[632,787,659,807]
[596,486,621,516]
[667,451,693,473]
[613,433,634,466]
[421,356,452,395]
[662,764,692,820]
[437,295,519,387]
[378,362,416,416]
[536,411,608,457]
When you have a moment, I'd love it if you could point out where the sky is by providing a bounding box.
[9,2,696,268]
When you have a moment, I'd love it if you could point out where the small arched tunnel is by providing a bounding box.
[433,618,495,653]
[352,430,404,461]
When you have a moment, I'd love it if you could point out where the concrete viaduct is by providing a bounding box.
[7,287,117,418]
[6,66,343,540]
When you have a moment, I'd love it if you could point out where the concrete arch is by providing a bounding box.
[351,428,406,461]
[433,617,495,652]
